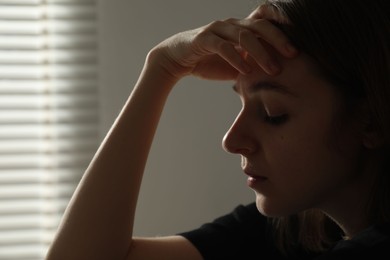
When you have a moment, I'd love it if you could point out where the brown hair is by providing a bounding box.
[263,0,390,255]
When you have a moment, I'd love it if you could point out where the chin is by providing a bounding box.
[255,195,299,218]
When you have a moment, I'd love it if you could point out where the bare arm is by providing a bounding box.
[45,6,296,260]
[45,53,180,259]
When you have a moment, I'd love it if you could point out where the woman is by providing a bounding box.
[46,0,390,259]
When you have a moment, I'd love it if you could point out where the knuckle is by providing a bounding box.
[223,17,239,23]
[193,28,210,42]
[194,30,206,39]
[206,20,225,29]
[196,20,224,37]
[258,4,269,15]
[252,18,269,28]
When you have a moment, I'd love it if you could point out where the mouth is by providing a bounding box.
[244,169,268,187]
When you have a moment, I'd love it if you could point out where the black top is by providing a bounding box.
[179,202,390,259]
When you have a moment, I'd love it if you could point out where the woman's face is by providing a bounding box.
[223,54,365,217]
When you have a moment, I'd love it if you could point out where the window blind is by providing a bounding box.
[0,0,99,259]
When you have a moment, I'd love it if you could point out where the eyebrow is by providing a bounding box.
[233,81,299,98]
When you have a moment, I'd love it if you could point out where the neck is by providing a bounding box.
[319,150,382,239]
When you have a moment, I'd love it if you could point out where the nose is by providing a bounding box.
[222,109,257,156]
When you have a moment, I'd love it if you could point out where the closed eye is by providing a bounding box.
[264,114,288,125]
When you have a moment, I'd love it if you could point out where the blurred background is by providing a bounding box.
[0,0,258,259]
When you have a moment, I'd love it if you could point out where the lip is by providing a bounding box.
[243,168,268,187]
[243,168,266,178]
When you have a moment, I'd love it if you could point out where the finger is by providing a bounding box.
[208,20,283,74]
[247,5,264,19]
[246,5,297,57]
[237,28,280,75]
[248,4,289,24]
[221,18,297,59]
[194,57,240,80]
[193,31,252,75]
[204,18,280,75]
[243,19,297,58]
[232,18,297,57]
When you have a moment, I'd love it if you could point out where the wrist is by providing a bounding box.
[145,46,190,85]
[132,50,180,97]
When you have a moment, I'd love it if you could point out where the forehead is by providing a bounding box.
[235,54,331,98]
[233,80,299,98]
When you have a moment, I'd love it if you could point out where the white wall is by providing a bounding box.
[97,0,258,236]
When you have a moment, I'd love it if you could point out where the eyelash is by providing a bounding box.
[264,114,288,125]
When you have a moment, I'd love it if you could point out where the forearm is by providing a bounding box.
[46,52,178,260]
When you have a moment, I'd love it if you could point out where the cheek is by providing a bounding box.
[265,105,346,174]
[261,116,358,202]
[263,118,331,175]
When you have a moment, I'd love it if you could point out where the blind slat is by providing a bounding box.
[0,5,96,20]
[0,215,61,230]
[0,124,98,139]
[0,168,90,183]
[0,50,97,64]
[0,20,97,35]
[0,35,97,50]
[0,1,98,259]
[0,245,45,260]
[0,94,98,109]
[0,0,96,4]
[0,184,77,199]
[0,109,98,124]
[0,79,97,93]
[0,64,97,79]
[0,199,69,214]
[0,152,95,165]
[0,138,97,153]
